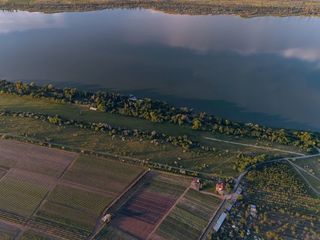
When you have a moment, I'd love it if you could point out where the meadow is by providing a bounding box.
[0,94,299,177]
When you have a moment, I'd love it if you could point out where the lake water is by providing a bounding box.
[1,9,320,131]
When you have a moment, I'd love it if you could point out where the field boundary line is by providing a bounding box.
[287,160,320,196]
[288,161,320,182]
[0,168,9,182]
[199,198,227,240]
[146,186,190,239]
[60,180,118,197]
[29,153,78,218]
[88,169,150,240]
[0,133,222,181]
[204,136,305,156]
[14,154,80,240]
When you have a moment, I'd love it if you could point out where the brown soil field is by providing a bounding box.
[99,171,191,240]
[0,139,77,178]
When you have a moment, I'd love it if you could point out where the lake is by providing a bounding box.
[1,9,320,131]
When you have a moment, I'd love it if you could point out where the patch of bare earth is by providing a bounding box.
[0,139,77,177]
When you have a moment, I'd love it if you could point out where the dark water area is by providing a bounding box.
[1,9,320,131]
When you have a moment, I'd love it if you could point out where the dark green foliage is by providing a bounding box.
[1,80,319,152]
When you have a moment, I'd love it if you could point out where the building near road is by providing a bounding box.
[213,212,227,232]
[191,178,203,191]
[216,181,225,195]
[250,204,257,218]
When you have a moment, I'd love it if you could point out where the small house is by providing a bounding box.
[213,212,227,232]
[216,181,225,194]
[128,95,138,101]
[190,178,203,191]
[250,204,257,218]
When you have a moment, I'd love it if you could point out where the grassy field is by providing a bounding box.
[151,189,221,240]
[20,230,57,240]
[0,94,309,154]
[0,113,238,176]
[0,94,300,177]
[294,156,320,179]
[0,0,320,17]
[63,155,144,194]
[0,94,199,140]
[35,185,113,232]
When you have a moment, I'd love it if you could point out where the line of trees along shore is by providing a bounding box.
[1,0,320,17]
[0,80,319,152]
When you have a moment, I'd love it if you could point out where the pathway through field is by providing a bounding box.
[146,186,190,239]
[204,137,304,156]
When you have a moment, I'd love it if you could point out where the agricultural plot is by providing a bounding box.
[0,222,20,240]
[0,139,145,239]
[20,230,57,240]
[0,169,54,217]
[63,155,145,195]
[151,189,221,240]
[0,139,76,178]
[35,185,114,233]
[31,156,145,239]
[97,172,191,240]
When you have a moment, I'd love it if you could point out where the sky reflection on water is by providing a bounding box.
[0,9,320,130]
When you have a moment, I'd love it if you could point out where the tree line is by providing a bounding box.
[1,80,319,152]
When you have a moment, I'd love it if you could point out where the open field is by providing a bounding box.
[0,139,146,239]
[0,139,76,177]
[0,94,308,155]
[0,169,54,217]
[0,114,238,176]
[151,189,221,240]
[294,156,320,179]
[63,155,144,195]
[96,171,191,240]
[215,163,320,239]
[31,155,144,239]
[35,185,114,233]
[0,94,200,140]
[20,230,58,240]
[1,0,320,17]
[0,94,300,177]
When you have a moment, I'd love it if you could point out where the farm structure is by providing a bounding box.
[0,139,145,239]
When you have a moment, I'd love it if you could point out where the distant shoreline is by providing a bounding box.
[1,0,320,17]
